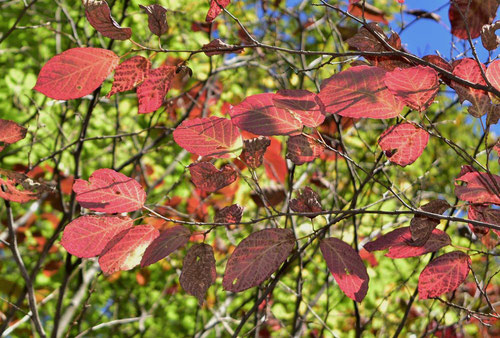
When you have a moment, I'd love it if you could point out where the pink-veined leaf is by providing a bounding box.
[318,66,404,119]
[188,162,237,193]
[486,59,500,101]
[98,225,159,274]
[320,237,369,302]
[286,134,324,165]
[202,39,244,56]
[378,123,429,166]
[72,168,146,213]
[214,204,244,224]
[455,166,500,205]
[418,251,471,299]
[449,0,498,40]
[289,187,322,218]
[0,119,27,152]
[223,228,295,292]
[179,243,216,305]
[230,93,303,136]
[140,225,190,267]
[240,136,271,169]
[34,47,119,100]
[139,4,168,37]
[173,116,243,158]
[468,204,500,237]
[272,89,326,127]
[107,56,151,98]
[206,0,230,22]
[410,199,451,246]
[136,65,176,114]
[61,215,134,258]
[384,66,439,111]
[451,58,489,114]
[84,0,132,40]
[364,227,451,259]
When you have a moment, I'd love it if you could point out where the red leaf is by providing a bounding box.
[468,204,500,237]
[455,167,500,205]
[422,55,452,73]
[173,116,243,158]
[72,168,146,213]
[188,162,237,193]
[318,66,404,119]
[230,93,303,136]
[286,134,324,165]
[364,227,451,259]
[34,47,119,100]
[289,187,322,217]
[449,0,498,40]
[139,4,168,37]
[84,0,132,40]
[410,200,451,246]
[250,186,286,207]
[0,119,27,152]
[320,237,369,302]
[179,243,216,304]
[140,225,190,267]
[206,0,230,22]
[202,39,244,56]
[223,228,295,292]
[241,136,271,168]
[263,137,287,184]
[107,56,151,98]
[214,204,244,224]
[451,58,489,112]
[272,89,325,127]
[384,66,439,111]
[137,65,176,114]
[61,215,133,258]
[486,59,500,98]
[418,251,471,299]
[98,225,159,274]
[378,123,429,166]
[348,2,389,24]
[0,178,39,203]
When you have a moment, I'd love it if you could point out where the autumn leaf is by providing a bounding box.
[468,204,500,237]
[272,89,325,127]
[179,243,216,305]
[451,58,490,115]
[289,187,322,217]
[202,39,244,56]
[0,119,27,152]
[137,65,176,114]
[188,162,237,193]
[378,123,429,166]
[206,0,230,22]
[449,0,498,40]
[141,225,191,267]
[250,186,286,207]
[410,199,451,246]
[214,204,244,224]
[240,136,271,169]
[84,0,132,40]
[139,4,168,37]
[286,134,324,165]
[455,166,500,205]
[107,56,151,98]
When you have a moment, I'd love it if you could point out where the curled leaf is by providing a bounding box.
[214,204,244,224]
[202,39,244,56]
[206,0,230,22]
[84,0,132,40]
[410,199,450,246]
[140,4,168,37]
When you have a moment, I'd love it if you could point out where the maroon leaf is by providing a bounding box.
[241,136,271,168]
[84,0,132,40]
[250,186,286,207]
[364,227,451,259]
[107,56,151,98]
[34,47,119,100]
[378,123,429,166]
[289,187,322,217]
[179,243,216,305]
[140,225,190,267]
[214,204,244,224]
[449,0,498,40]
[139,4,168,37]
[320,237,369,302]
[188,162,237,193]
[286,134,324,165]
[223,228,295,292]
[230,93,303,136]
[481,21,500,51]
[173,116,243,158]
[410,200,451,246]
[202,39,244,56]
[418,251,471,299]
[61,215,133,258]
[468,204,500,237]
[72,168,146,213]
[318,66,404,119]
[137,65,176,114]
[206,0,230,22]
[272,89,326,127]
[384,66,439,111]
[455,167,500,205]
[0,119,27,152]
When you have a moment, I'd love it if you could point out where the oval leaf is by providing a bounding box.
[320,237,369,302]
[107,56,151,98]
[272,89,326,127]
[137,65,176,114]
[139,4,168,37]
[188,162,237,193]
[179,243,216,305]
[0,119,27,152]
[223,228,295,292]
[418,251,471,299]
[72,168,146,213]
[173,116,243,158]
[140,225,190,267]
[84,0,132,40]
[378,123,429,166]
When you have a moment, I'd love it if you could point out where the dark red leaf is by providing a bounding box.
[455,167,500,205]
[449,0,498,40]
[179,243,216,305]
[320,237,369,302]
[223,228,295,292]
[34,47,119,100]
[206,0,230,22]
[272,89,325,127]
[240,136,271,168]
[0,119,27,152]
[107,56,151,98]
[84,0,132,40]
[318,66,404,119]
[451,58,489,113]
[422,55,452,74]
[61,215,133,258]
[214,204,244,224]
[286,134,324,165]
[137,65,176,114]
[139,4,168,37]
[188,162,237,193]
[418,251,471,299]
[72,168,146,213]
[410,200,451,246]
[140,225,190,267]
[98,225,159,274]
[202,39,244,56]
[378,123,429,166]
[468,204,500,237]
[250,186,286,207]
[289,187,322,217]
[173,116,243,158]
